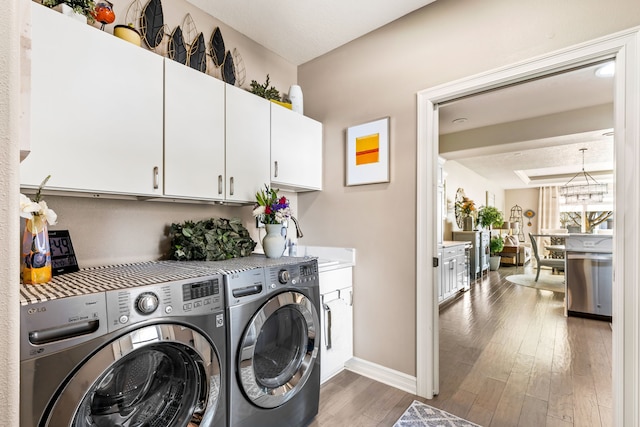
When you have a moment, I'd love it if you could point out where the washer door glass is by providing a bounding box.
[238,291,319,408]
[46,324,221,427]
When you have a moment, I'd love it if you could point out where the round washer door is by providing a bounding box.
[45,323,221,427]
[238,290,319,408]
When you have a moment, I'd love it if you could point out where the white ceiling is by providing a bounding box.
[439,62,615,190]
[184,0,437,65]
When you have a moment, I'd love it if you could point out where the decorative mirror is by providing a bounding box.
[524,209,536,227]
[454,188,465,229]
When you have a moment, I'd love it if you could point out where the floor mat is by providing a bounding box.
[393,400,481,427]
[505,269,565,293]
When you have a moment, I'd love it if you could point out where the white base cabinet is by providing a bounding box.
[22,3,163,196]
[319,267,353,384]
[270,104,323,191]
[439,242,467,303]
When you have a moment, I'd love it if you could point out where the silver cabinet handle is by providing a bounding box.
[323,301,332,350]
[274,161,279,178]
[218,175,223,195]
[153,166,159,189]
[229,176,234,195]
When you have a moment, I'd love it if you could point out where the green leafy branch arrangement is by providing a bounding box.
[249,74,282,102]
[169,217,256,261]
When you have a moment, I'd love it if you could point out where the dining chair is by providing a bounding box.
[529,233,565,281]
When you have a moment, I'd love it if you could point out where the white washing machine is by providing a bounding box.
[20,263,227,427]
[225,259,320,427]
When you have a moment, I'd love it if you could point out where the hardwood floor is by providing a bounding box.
[310,265,612,426]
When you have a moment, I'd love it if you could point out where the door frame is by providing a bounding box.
[416,28,640,425]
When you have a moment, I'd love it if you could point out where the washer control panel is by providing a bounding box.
[106,274,223,332]
[265,260,319,290]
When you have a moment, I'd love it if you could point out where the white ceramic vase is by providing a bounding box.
[263,223,287,258]
[53,3,87,24]
[288,85,303,114]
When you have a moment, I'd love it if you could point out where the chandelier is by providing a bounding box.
[559,148,608,204]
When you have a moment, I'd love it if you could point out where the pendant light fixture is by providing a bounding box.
[559,148,608,204]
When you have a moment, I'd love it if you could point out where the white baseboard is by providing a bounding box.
[344,357,417,395]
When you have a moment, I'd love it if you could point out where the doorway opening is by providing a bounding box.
[416,28,640,426]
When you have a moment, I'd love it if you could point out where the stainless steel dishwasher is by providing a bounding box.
[565,234,613,321]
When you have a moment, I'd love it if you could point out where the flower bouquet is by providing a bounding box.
[253,185,291,224]
[252,185,303,258]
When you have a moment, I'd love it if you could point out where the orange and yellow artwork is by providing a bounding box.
[355,133,380,165]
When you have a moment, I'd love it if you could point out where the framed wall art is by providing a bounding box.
[345,117,390,186]
[486,191,495,207]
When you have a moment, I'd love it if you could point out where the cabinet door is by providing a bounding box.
[319,268,353,384]
[225,85,270,203]
[270,104,323,191]
[21,4,163,196]
[164,59,225,200]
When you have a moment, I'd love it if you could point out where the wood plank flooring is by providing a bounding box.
[309,265,612,426]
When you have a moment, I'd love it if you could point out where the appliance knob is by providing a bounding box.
[278,269,290,284]
[136,292,159,315]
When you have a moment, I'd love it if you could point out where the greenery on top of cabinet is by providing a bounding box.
[249,74,286,102]
[169,217,256,261]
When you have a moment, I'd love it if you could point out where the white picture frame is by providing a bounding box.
[345,117,390,186]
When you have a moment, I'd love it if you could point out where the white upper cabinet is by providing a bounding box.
[164,59,225,200]
[21,3,164,196]
[225,84,271,203]
[270,104,323,191]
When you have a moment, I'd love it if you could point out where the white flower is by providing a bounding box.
[20,194,41,220]
[252,205,265,217]
[38,200,58,225]
[19,193,57,225]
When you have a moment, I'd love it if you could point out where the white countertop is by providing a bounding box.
[296,245,356,272]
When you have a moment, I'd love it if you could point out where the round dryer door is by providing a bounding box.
[238,290,319,408]
[45,324,222,427]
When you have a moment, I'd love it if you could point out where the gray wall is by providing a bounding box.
[297,0,640,376]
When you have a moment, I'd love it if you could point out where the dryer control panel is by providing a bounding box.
[106,274,223,332]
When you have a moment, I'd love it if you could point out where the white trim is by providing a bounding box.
[416,26,640,427]
[345,357,417,394]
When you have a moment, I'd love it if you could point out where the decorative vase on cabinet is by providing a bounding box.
[263,224,287,258]
[288,85,303,114]
[21,217,52,284]
[463,216,474,231]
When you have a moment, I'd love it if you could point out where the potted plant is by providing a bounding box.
[489,235,504,270]
[42,0,96,22]
[477,205,504,230]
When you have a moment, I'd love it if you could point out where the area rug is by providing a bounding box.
[393,400,481,427]
[505,270,565,293]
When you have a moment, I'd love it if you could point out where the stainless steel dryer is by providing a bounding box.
[20,270,227,427]
[226,259,320,427]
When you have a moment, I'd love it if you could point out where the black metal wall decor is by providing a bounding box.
[222,50,236,85]
[125,0,247,87]
[141,0,164,49]
[188,32,207,72]
[210,27,226,67]
[168,26,187,64]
